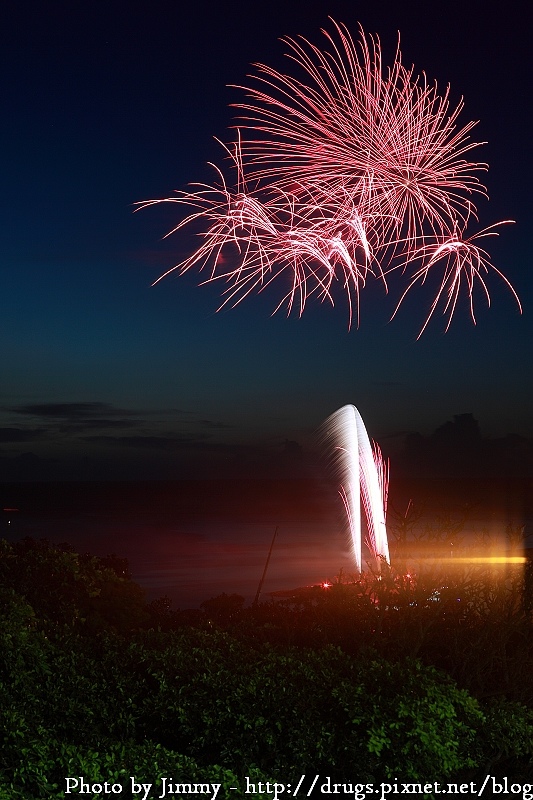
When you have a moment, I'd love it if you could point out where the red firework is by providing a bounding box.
[139,22,520,333]
[391,222,522,338]
[234,21,485,245]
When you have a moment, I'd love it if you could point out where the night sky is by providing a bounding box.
[2,0,531,483]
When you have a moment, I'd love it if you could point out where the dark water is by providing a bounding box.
[2,478,524,608]
[1,480,354,608]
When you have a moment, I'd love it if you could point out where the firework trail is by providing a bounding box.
[139,22,520,334]
[390,222,522,338]
[320,404,389,572]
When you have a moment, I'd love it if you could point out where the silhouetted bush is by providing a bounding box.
[2,537,533,793]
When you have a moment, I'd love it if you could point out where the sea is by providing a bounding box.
[1,479,354,608]
[2,475,525,609]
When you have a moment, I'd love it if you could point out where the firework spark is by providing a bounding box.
[391,221,522,338]
[139,22,520,333]
[321,404,390,572]
[141,139,381,326]
[234,22,485,243]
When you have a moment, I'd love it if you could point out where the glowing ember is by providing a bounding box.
[139,22,520,334]
[321,404,390,572]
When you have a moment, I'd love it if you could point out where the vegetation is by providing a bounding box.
[1,537,533,797]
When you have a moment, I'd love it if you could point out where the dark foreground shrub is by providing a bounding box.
[3,537,533,790]
[88,630,487,780]
[0,738,269,800]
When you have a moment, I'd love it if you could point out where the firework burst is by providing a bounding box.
[234,22,485,242]
[139,21,520,333]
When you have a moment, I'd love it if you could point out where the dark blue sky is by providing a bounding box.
[1,0,531,481]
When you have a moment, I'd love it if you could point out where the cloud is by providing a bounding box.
[80,434,247,453]
[81,435,187,451]
[1,401,263,479]
[198,419,234,430]
[9,403,232,433]
[8,402,143,434]
[0,427,45,443]
[11,402,138,420]
[57,419,140,433]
